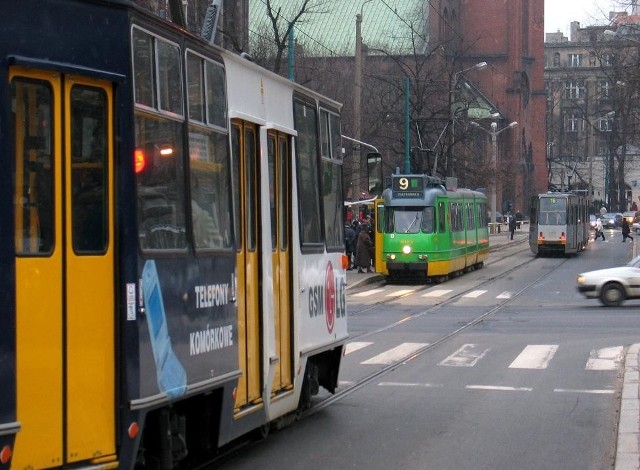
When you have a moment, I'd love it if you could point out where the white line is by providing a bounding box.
[585,346,624,371]
[509,345,559,369]
[421,289,452,298]
[466,385,533,392]
[462,290,487,298]
[439,344,490,367]
[496,291,512,299]
[554,388,615,394]
[344,342,373,355]
[353,289,385,297]
[361,342,428,365]
[378,382,443,388]
[386,289,415,297]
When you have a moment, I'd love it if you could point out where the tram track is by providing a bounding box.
[303,244,569,418]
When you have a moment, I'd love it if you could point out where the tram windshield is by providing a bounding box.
[386,206,434,234]
[539,197,567,225]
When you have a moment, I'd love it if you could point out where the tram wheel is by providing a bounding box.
[600,283,625,307]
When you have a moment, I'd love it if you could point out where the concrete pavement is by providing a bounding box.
[344,228,640,469]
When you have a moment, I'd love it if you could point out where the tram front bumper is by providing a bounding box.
[386,261,428,273]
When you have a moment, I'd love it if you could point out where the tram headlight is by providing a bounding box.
[402,245,411,255]
[386,254,396,260]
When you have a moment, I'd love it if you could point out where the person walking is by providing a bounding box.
[595,217,605,241]
[355,224,373,273]
[622,219,634,243]
[508,215,517,240]
[344,222,356,270]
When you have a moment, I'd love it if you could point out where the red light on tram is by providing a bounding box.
[134,149,146,174]
[128,422,140,439]
[0,445,12,464]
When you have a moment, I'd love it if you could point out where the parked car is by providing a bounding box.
[576,255,640,306]
[601,212,623,229]
[633,221,640,235]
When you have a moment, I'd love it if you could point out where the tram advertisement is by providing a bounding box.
[137,257,237,399]
[306,259,347,342]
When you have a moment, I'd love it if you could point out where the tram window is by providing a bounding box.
[157,40,183,116]
[322,159,343,248]
[245,127,257,252]
[12,78,54,255]
[268,135,277,249]
[279,136,289,251]
[293,100,322,246]
[70,85,108,253]
[188,125,231,250]
[132,28,155,108]
[135,112,186,251]
[438,202,446,233]
[421,207,435,233]
[205,61,226,129]
[186,52,204,123]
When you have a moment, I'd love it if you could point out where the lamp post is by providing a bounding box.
[471,120,518,233]
[353,0,373,200]
[447,61,487,178]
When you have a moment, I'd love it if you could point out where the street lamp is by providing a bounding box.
[447,62,488,178]
[353,0,374,200]
[470,120,518,233]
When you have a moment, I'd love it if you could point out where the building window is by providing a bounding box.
[564,80,585,100]
[564,113,584,132]
[553,52,560,67]
[599,80,611,99]
[589,52,596,66]
[601,53,613,67]
[569,54,582,67]
[599,115,614,132]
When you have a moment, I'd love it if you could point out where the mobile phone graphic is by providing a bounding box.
[142,260,187,399]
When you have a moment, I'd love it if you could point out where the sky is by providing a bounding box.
[544,0,632,35]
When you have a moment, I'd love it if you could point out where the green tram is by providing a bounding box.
[374,174,489,282]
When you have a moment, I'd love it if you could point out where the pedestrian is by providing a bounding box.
[595,217,605,241]
[355,224,373,273]
[344,223,356,270]
[632,201,638,212]
[508,215,517,240]
[622,219,634,243]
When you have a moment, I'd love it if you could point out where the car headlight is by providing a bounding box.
[577,275,585,285]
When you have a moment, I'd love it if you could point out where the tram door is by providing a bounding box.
[267,131,292,393]
[11,69,115,467]
[232,121,262,409]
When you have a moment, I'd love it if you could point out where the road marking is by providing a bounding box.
[497,291,512,299]
[466,385,533,392]
[463,290,487,298]
[386,289,415,297]
[439,344,490,367]
[553,388,615,394]
[361,342,428,365]
[353,289,384,297]
[378,382,443,388]
[421,289,452,298]
[585,346,624,370]
[509,345,559,369]
[344,342,373,355]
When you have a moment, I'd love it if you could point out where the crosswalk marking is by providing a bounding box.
[496,291,512,299]
[344,341,373,355]
[466,385,533,392]
[386,289,415,297]
[462,290,487,298]
[353,288,385,297]
[379,382,443,388]
[439,344,490,367]
[554,388,615,395]
[361,342,428,365]
[421,289,452,298]
[509,344,559,369]
[585,346,624,370]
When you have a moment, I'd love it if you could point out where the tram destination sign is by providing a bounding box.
[392,175,424,198]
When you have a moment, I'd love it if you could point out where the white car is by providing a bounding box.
[577,255,640,307]
[633,221,640,235]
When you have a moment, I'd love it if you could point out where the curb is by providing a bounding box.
[617,343,640,470]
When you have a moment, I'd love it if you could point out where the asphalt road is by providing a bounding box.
[214,228,639,470]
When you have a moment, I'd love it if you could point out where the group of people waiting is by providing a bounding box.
[344,216,374,273]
